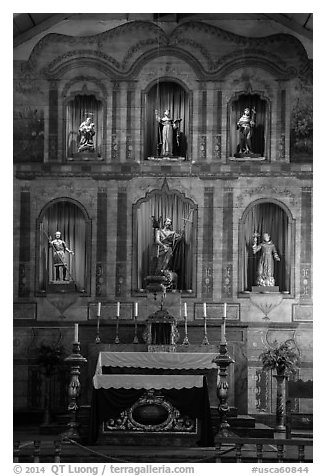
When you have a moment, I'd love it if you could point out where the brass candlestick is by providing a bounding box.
[62,341,87,441]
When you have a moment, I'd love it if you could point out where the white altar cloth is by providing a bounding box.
[95,351,217,374]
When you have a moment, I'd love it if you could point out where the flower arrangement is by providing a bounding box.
[259,339,300,376]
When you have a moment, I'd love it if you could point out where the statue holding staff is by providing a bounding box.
[252,232,280,286]
[49,231,74,281]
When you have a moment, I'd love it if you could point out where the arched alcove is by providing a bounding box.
[229,93,270,159]
[36,198,91,294]
[132,181,197,293]
[145,80,190,159]
[239,199,295,294]
[65,93,103,159]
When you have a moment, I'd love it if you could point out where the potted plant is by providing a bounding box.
[36,344,66,427]
[259,339,300,432]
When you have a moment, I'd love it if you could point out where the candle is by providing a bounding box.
[203,302,207,318]
[117,301,120,317]
[134,302,138,318]
[97,302,101,317]
[74,323,79,342]
[184,302,187,317]
[224,302,227,318]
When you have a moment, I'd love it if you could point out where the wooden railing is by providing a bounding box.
[215,437,313,463]
[13,437,313,463]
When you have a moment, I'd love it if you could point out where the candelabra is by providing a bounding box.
[62,341,87,441]
[212,323,235,438]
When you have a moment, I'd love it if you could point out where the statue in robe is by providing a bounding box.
[237,107,256,154]
[155,109,182,157]
[252,232,280,286]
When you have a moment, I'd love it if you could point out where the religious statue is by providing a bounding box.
[252,232,280,287]
[237,107,256,154]
[49,231,74,281]
[78,116,95,152]
[155,109,182,157]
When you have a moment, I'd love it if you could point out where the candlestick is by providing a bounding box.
[115,304,120,344]
[223,303,227,318]
[134,302,138,318]
[74,323,79,343]
[95,314,101,344]
[203,302,207,317]
[202,314,209,345]
[221,317,226,344]
[184,302,187,317]
[183,313,189,345]
[97,302,101,316]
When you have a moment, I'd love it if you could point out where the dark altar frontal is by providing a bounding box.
[89,352,215,446]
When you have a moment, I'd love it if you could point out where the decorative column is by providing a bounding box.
[63,328,87,441]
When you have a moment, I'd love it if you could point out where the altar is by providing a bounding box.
[89,351,216,446]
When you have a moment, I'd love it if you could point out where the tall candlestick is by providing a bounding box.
[203,302,207,317]
[134,302,138,318]
[184,302,187,317]
[204,315,207,334]
[223,303,227,318]
[97,302,101,317]
[116,301,120,317]
[74,323,79,343]
[221,317,226,344]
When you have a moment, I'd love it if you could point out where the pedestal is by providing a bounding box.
[252,286,279,293]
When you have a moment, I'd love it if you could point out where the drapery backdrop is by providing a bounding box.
[39,201,86,290]
[242,202,290,292]
[146,81,189,158]
[66,95,103,157]
[230,94,267,157]
[135,192,195,291]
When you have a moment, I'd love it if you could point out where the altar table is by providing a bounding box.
[89,352,216,446]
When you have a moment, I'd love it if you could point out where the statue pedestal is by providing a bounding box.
[68,151,102,161]
[251,286,279,293]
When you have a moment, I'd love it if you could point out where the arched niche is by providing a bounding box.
[132,181,197,293]
[228,92,270,159]
[144,79,190,159]
[36,198,91,295]
[238,199,295,295]
[63,87,104,160]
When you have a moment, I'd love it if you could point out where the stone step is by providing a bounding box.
[231,422,275,439]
